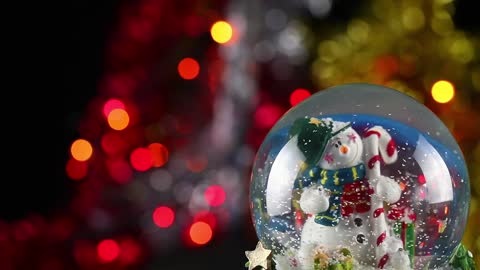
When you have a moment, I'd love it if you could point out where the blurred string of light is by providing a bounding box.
[0,0,258,268]
[61,0,258,267]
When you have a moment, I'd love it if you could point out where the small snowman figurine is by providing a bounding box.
[289,117,411,270]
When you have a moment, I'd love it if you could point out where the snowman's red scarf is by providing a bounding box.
[295,163,372,226]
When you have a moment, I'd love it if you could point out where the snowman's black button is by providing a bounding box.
[354,217,363,227]
[356,234,366,244]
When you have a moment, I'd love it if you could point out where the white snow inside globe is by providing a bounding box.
[249,83,471,270]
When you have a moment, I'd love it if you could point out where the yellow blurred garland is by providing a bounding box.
[303,0,479,265]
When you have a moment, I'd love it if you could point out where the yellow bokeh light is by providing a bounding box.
[107,108,130,130]
[210,21,233,44]
[71,139,93,161]
[431,80,455,103]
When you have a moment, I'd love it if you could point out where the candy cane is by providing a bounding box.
[363,126,398,269]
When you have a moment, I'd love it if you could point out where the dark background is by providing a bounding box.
[25,0,476,222]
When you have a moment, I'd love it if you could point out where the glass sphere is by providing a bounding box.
[250,83,470,270]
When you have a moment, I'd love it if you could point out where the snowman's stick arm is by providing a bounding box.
[363,128,391,269]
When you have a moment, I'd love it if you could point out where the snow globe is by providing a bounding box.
[247,83,475,270]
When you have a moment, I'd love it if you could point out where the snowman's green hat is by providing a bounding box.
[289,117,352,166]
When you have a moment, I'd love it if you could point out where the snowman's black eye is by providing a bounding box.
[338,141,342,145]
[334,143,339,148]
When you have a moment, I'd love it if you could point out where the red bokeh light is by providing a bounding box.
[204,185,226,207]
[178,58,200,80]
[66,159,88,180]
[107,159,133,184]
[130,147,153,171]
[418,174,426,185]
[193,211,217,230]
[97,239,120,263]
[104,73,136,96]
[127,17,153,43]
[254,104,283,129]
[289,88,311,106]
[153,206,175,228]
[101,131,127,155]
[13,220,35,241]
[103,99,125,117]
[119,238,141,265]
[375,55,399,78]
[148,143,169,167]
[189,221,212,245]
[74,240,97,267]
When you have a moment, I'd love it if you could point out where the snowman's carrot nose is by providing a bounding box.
[340,145,349,154]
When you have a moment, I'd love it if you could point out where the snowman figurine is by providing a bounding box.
[288,117,411,270]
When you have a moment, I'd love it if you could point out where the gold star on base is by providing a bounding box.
[245,241,272,270]
[309,117,322,127]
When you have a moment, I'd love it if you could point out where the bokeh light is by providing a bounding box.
[107,159,133,184]
[149,169,173,191]
[178,58,200,80]
[130,147,153,171]
[152,206,175,228]
[431,80,455,103]
[74,240,97,267]
[193,211,217,230]
[107,108,130,130]
[210,21,233,44]
[148,143,169,167]
[103,99,125,117]
[204,185,226,207]
[118,238,141,265]
[189,221,212,245]
[101,131,127,155]
[97,239,120,263]
[254,104,283,129]
[70,139,93,162]
[65,159,88,180]
[186,155,208,173]
[289,88,311,106]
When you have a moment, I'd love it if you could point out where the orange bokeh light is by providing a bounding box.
[148,143,169,167]
[178,58,200,80]
[189,221,212,245]
[70,139,93,161]
[107,108,130,130]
